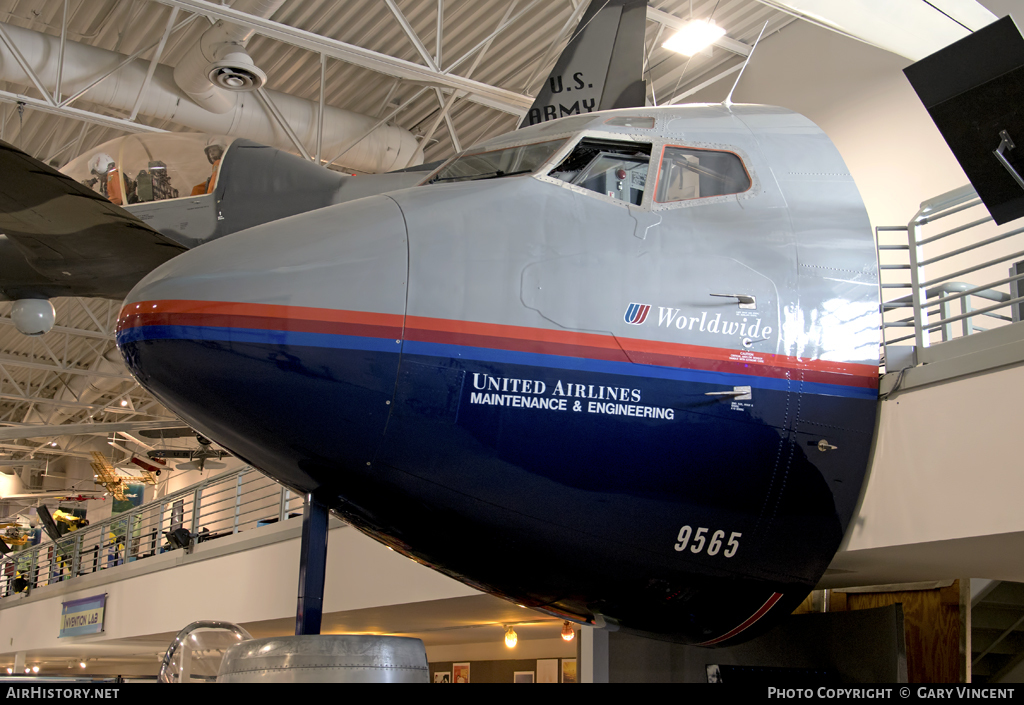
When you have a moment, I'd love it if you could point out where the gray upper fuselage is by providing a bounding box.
[125,103,880,371]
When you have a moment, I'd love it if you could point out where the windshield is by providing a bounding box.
[655,146,751,202]
[549,138,652,205]
[427,139,566,184]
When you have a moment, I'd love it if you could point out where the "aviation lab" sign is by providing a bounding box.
[59,594,106,637]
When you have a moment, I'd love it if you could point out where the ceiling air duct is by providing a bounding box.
[0,6,423,173]
[172,0,282,114]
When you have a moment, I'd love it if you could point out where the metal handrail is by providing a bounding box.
[0,466,304,599]
[876,184,1024,364]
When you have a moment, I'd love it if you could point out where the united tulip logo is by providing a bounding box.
[624,303,651,325]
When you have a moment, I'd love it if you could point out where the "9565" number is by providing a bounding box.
[674,526,741,557]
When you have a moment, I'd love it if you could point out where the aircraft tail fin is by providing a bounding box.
[520,0,648,128]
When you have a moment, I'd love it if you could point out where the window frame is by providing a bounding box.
[535,131,656,209]
[652,143,753,205]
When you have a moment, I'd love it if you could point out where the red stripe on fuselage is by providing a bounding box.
[695,592,784,646]
[117,300,879,389]
[117,300,405,332]
[119,311,403,342]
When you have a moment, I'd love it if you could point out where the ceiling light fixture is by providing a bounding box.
[504,626,518,648]
[561,621,576,642]
[5,668,11,674]
[32,666,39,673]
[662,19,726,56]
[79,661,86,668]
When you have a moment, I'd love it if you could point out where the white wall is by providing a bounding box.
[821,361,1024,588]
[686,0,1020,231]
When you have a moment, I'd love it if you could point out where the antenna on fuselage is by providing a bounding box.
[723,21,769,108]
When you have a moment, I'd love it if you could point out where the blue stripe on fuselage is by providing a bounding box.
[116,324,403,354]
[117,324,878,400]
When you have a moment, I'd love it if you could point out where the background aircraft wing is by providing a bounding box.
[0,139,186,300]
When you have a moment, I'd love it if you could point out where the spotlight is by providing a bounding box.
[80,662,86,668]
[561,621,575,642]
[120,399,128,407]
[662,19,726,56]
[5,668,11,674]
[504,626,517,648]
[32,666,38,673]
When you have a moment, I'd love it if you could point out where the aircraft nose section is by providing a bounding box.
[116,195,409,492]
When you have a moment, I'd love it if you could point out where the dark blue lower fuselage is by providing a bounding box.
[119,318,876,644]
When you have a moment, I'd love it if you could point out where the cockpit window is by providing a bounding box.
[548,138,651,205]
[655,146,751,203]
[427,139,566,184]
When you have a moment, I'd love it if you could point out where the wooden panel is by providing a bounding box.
[845,581,961,683]
[831,591,848,612]
[792,592,816,614]
[791,590,847,615]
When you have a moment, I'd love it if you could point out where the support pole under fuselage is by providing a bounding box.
[295,494,329,635]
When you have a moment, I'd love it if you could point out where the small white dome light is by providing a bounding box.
[11,299,56,336]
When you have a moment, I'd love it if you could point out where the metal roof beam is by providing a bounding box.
[325,85,431,168]
[0,317,116,341]
[0,89,166,136]
[255,87,312,160]
[0,420,184,441]
[0,23,58,106]
[0,393,151,414]
[129,6,179,122]
[0,443,97,460]
[0,355,131,380]
[0,418,180,440]
[54,0,68,103]
[381,0,462,150]
[151,0,533,115]
[422,0,521,147]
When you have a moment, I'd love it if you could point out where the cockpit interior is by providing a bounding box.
[62,133,234,206]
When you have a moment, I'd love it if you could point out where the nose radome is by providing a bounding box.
[117,195,409,493]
